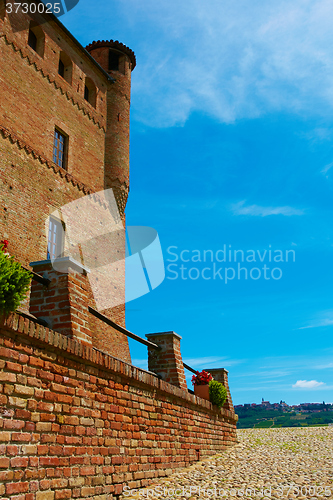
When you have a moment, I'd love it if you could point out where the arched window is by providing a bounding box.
[58,51,72,84]
[28,21,45,57]
[84,77,97,108]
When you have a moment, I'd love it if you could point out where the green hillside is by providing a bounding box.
[236,406,333,429]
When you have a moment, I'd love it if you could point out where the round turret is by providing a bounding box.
[86,40,136,215]
[85,40,136,74]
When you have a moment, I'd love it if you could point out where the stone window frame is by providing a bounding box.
[27,21,45,57]
[109,48,126,75]
[53,127,68,170]
[58,51,73,84]
[84,77,97,108]
[47,216,65,260]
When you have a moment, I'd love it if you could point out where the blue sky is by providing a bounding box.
[63,0,333,405]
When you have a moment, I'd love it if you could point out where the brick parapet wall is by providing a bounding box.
[204,368,235,412]
[0,313,238,499]
[30,259,93,345]
[146,332,187,391]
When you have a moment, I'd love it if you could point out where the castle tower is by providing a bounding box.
[86,40,136,215]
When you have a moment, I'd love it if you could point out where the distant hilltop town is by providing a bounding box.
[235,398,332,412]
[235,399,333,428]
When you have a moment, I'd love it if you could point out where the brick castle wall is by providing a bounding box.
[0,18,108,192]
[0,12,239,499]
[0,314,238,500]
[0,135,131,363]
[0,9,133,362]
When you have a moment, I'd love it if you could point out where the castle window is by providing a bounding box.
[109,50,120,71]
[53,129,68,170]
[27,22,45,57]
[47,217,64,261]
[28,29,37,52]
[58,59,65,78]
[84,77,97,108]
[58,51,73,84]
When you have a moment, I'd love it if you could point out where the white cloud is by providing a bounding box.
[131,358,148,370]
[132,356,242,373]
[316,363,333,369]
[299,310,333,329]
[299,319,333,329]
[292,380,325,389]
[231,200,304,217]
[258,352,333,374]
[321,161,333,175]
[183,356,242,368]
[120,0,333,126]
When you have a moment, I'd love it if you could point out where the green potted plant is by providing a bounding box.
[191,370,213,401]
[209,380,227,409]
[0,241,31,316]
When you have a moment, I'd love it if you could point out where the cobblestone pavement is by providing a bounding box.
[121,427,333,500]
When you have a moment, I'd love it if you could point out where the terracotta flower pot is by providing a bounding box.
[194,384,210,401]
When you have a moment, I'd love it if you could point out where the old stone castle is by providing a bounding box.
[0,1,238,499]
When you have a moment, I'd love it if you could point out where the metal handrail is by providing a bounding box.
[183,363,197,375]
[22,266,51,287]
[88,306,161,350]
[17,310,48,327]
[20,263,203,378]
[88,308,199,376]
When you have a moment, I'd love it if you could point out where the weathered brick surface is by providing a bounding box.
[30,261,93,344]
[86,41,134,214]
[0,10,108,191]
[0,314,238,499]
[146,332,187,390]
[204,368,235,412]
[0,10,239,499]
[0,8,132,362]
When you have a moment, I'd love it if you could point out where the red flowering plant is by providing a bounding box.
[1,240,9,251]
[191,370,213,386]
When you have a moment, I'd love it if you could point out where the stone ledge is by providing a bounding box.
[0,312,238,423]
[146,331,182,340]
[30,257,91,274]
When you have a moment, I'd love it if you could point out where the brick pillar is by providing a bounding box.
[29,257,92,345]
[204,368,235,412]
[146,332,187,390]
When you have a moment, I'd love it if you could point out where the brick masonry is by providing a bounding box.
[29,259,93,345]
[0,6,134,362]
[0,8,239,496]
[0,314,238,499]
[203,368,235,412]
[146,332,188,390]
